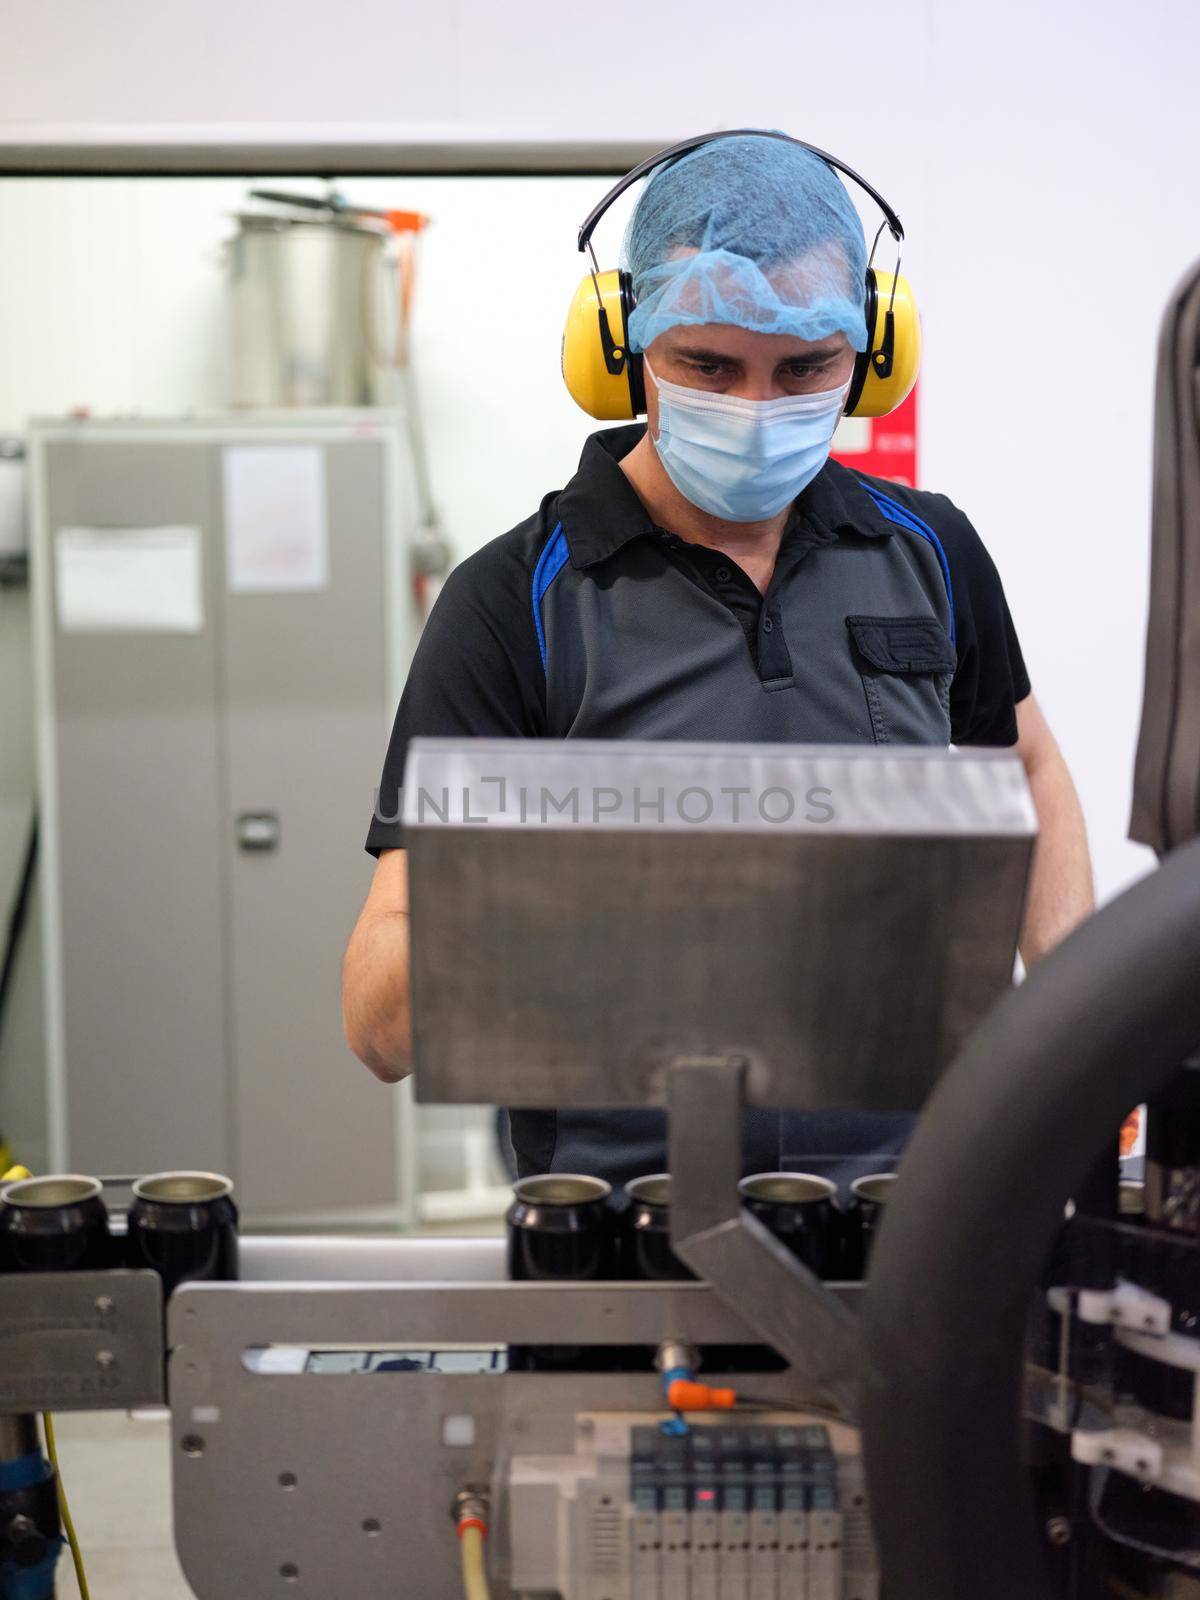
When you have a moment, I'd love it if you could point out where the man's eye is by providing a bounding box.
[787,362,828,378]
[687,361,727,377]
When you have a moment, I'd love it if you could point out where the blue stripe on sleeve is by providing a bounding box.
[531,522,569,673]
[861,485,957,646]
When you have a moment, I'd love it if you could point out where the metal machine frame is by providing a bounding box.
[2,742,1035,1596]
[168,1246,862,1597]
[0,1237,864,1597]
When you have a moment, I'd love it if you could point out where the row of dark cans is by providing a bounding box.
[0,1171,238,1296]
[507,1169,897,1286]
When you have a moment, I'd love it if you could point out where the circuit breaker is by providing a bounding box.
[507,1412,879,1600]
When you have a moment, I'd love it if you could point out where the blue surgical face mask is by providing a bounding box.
[645,358,851,523]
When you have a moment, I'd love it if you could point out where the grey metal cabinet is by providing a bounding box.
[30,414,415,1222]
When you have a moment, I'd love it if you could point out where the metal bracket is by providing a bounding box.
[667,1055,862,1421]
[1047,1278,1171,1334]
[166,1271,851,1598]
[0,1269,164,1413]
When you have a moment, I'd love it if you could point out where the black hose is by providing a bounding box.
[861,835,1200,1600]
[0,809,37,1052]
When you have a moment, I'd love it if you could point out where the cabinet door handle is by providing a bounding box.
[236,812,280,852]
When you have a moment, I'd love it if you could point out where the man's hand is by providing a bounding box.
[1013,693,1095,964]
[342,848,413,1082]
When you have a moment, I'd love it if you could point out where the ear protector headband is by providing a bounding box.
[561,128,921,422]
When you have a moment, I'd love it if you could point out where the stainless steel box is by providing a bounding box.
[405,740,1035,1112]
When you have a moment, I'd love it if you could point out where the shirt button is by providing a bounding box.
[715,565,732,582]
[762,617,775,634]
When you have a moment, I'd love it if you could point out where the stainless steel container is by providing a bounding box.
[227,213,391,407]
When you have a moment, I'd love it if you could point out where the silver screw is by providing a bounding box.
[95,1349,116,1370]
[94,1295,115,1315]
[1045,1516,1072,1547]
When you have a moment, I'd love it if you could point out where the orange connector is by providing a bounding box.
[385,209,429,234]
[667,1379,738,1412]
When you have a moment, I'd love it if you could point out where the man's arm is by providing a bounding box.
[346,525,547,1081]
[343,849,412,1082]
[1013,692,1094,964]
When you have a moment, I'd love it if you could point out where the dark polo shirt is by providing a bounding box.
[366,424,1031,1190]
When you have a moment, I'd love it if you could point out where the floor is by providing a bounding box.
[50,1409,195,1599]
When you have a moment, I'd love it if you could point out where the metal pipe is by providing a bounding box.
[0,1412,37,1461]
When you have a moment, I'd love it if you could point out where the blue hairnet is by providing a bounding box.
[622,134,869,355]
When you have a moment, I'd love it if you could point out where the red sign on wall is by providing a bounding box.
[830,383,918,488]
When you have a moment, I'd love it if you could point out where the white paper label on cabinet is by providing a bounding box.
[55,524,203,634]
[222,444,329,594]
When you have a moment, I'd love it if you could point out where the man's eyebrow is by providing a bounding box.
[778,341,845,361]
[671,344,742,363]
[669,340,846,363]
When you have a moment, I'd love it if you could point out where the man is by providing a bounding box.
[343,133,1093,1190]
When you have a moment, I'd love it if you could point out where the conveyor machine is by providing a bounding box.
[1,740,1036,1598]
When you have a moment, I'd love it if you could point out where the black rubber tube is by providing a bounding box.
[861,835,1200,1600]
[0,808,36,1051]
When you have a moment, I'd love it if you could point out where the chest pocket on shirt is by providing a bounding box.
[846,614,957,745]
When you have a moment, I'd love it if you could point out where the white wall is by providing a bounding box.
[0,174,620,543]
[3,0,1200,918]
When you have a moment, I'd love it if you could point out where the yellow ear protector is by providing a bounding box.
[561,128,920,422]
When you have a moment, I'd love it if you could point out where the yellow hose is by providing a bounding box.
[458,1522,490,1600]
[42,1413,91,1600]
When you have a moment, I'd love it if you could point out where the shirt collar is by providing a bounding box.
[556,426,655,569]
[556,424,896,571]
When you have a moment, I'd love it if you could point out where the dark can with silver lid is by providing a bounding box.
[622,1174,694,1281]
[0,1174,112,1273]
[842,1172,898,1278]
[125,1171,238,1297]
[506,1174,615,1371]
[506,1174,614,1282]
[739,1172,840,1279]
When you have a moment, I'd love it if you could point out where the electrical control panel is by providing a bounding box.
[507,1411,878,1600]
